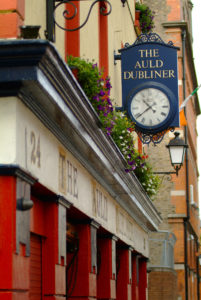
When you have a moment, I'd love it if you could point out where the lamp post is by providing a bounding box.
[154,131,188,176]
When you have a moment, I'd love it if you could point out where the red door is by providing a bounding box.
[30,234,42,300]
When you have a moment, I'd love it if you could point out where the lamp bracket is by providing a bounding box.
[152,172,172,183]
[45,0,112,41]
[153,165,181,177]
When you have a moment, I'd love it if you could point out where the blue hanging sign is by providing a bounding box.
[117,33,180,136]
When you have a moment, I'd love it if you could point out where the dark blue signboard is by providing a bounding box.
[118,33,180,135]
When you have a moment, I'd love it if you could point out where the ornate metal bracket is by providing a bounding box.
[133,33,175,47]
[136,128,175,145]
[45,0,112,42]
[153,172,174,184]
[114,50,121,65]
[137,131,165,145]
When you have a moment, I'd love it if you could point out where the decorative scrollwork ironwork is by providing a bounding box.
[124,42,130,48]
[162,173,172,182]
[136,128,175,145]
[155,173,172,183]
[168,40,174,46]
[54,0,112,32]
[133,32,174,46]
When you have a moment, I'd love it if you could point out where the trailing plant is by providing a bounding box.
[67,56,160,198]
[110,112,160,197]
[135,2,155,34]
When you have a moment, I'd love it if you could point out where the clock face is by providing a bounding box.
[130,88,170,127]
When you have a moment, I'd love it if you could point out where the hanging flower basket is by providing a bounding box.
[20,25,41,39]
[70,66,78,80]
[135,3,155,34]
[67,55,161,198]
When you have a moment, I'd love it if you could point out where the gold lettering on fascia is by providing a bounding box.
[93,188,108,221]
[25,128,41,169]
[59,151,78,199]
[118,211,134,242]
[123,48,175,80]
[59,151,66,193]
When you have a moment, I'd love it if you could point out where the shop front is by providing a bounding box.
[0,40,161,300]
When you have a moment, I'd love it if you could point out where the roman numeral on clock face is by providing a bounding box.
[135,113,141,119]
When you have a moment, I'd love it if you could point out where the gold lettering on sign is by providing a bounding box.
[59,149,78,199]
[93,187,108,221]
[138,49,159,58]
[123,48,176,81]
[123,69,175,80]
[134,59,163,69]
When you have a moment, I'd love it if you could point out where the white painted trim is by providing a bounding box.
[174,263,185,270]
[171,190,186,196]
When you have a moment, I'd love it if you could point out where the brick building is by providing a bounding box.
[142,1,201,300]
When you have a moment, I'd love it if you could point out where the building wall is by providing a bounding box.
[148,269,177,300]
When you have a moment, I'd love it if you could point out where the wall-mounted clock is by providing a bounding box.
[127,82,177,134]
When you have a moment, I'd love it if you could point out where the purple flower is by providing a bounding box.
[97,105,103,111]
[93,95,100,102]
[106,81,112,89]
[107,98,112,105]
[99,90,105,96]
[128,160,136,166]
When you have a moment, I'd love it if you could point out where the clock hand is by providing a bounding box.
[150,101,157,113]
[142,100,156,113]
[135,106,151,118]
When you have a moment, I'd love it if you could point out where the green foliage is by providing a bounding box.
[67,55,102,101]
[135,2,155,34]
[110,111,160,197]
[67,56,160,198]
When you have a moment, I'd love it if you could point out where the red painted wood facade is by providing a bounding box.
[0,174,148,299]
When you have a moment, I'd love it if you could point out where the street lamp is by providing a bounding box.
[154,132,188,176]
